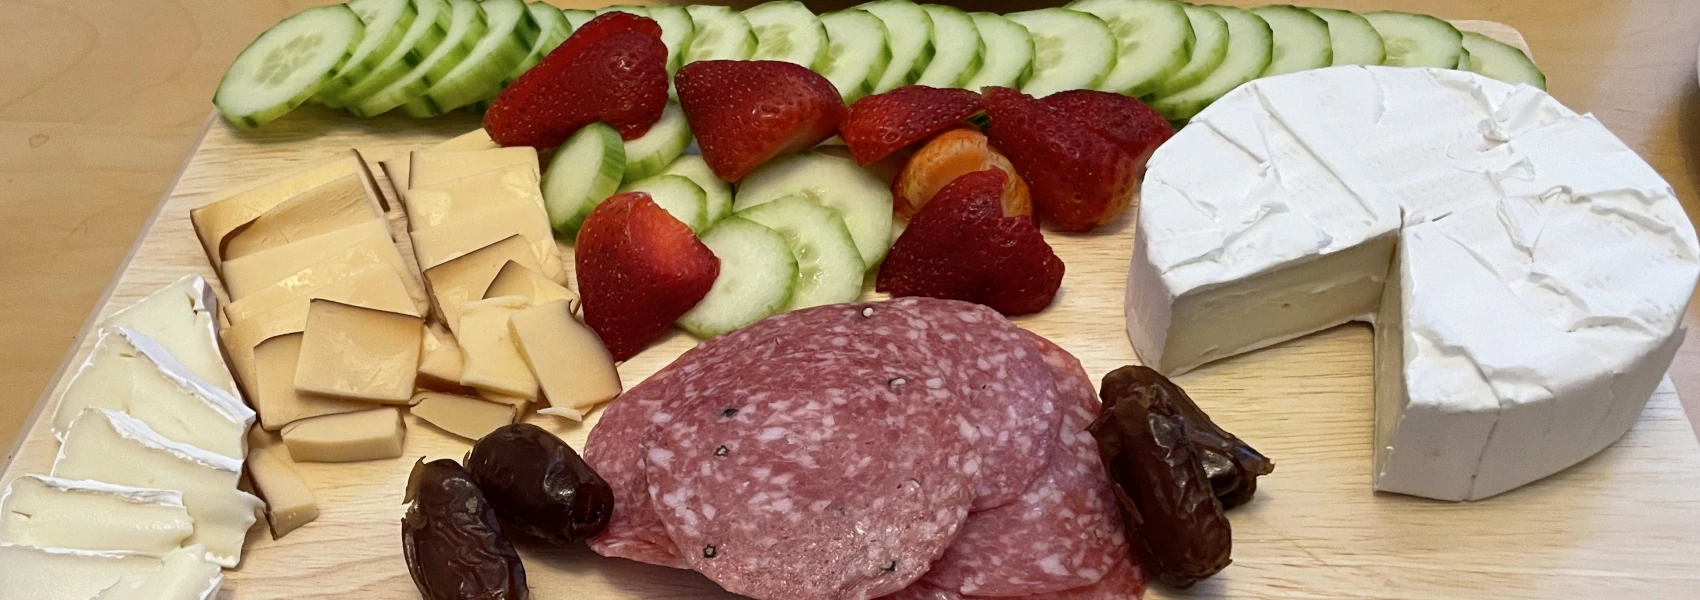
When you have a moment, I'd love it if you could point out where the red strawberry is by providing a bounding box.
[576,192,719,361]
[981,86,1139,232]
[876,169,1064,316]
[840,86,985,166]
[1038,90,1174,172]
[484,12,668,148]
[675,60,846,182]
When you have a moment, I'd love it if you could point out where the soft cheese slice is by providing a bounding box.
[52,409,263,567]
[91,544,223,600]
[408,146,540,190]
[191,150,374,269]
[410,391,516,441]
[102,274,237,395]
[293,300,423,404]
[252,333,368,430]
[0,544,162,600]
[1128,66,1700,501]
[219,219,427,314]
[423,235,544,334]
[52,327,254,458]
[509,299,621,420]
[380,128,498,203]
[483,260,579,311]
[246,440,319,538]
[457,296,539,399]
[280,407,407,463]
[221,267,420,399]
[221,171,386,262]
[0,475,192,555]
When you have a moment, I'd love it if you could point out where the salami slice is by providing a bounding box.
[644,352,980,600]
[921,333,1129,596]
[883,558,1146,600]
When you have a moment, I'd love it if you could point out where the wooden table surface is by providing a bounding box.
[2,0,1699,458]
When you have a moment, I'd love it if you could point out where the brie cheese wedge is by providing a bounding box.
[92,544,223,600]
[52,327,254,458]
[0,544,162,600]
[1128,66,1700,501]
[0,475,193,555]
[100,275,238,396]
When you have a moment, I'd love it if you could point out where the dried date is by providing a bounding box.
[402,458,529,600]
[465,423,615,544]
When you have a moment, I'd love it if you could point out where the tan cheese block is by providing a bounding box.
[252,333,369,430]
[220,270,419,400]
[379,128,497,203]
[404,164,544,231]
[457,295,540,399]
[294,299,423,404]
[478,390,532,412]
[417,323,471,393]
[225,260,410,325]
[246,442,318,539]
[510,299,623,421]
[280,408,406,463]
[408,146,539,190]
[220,220,427,315]
[221,171,385,262]
[190,150,375,269]
[410,392,517,441]
[410,203,565,285]
[422,235,542,334]
[484,260,579,311]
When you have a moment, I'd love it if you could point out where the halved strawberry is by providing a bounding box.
[675,60,846,182]
[484,12,668,148]
[576,192,719,361]
[981,86,1139,232]
[1038,90,1174,173]
[876,169,1064,316]
[840,86,985,166]
[893,128,1030,220]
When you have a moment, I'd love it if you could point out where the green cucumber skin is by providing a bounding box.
[819,10,892,103]
[316,0,419,108]
[545,122,627,238]
[214,5,365,129]
[1151,5,1273,121]
[677,217,798,338]
[914,5,985,88]
[860,0,935,94]
[1152,4,1229,98]
[346,0,488,118]
[1068,0,1194,98]
[403,0,538,117]
[334,0,454,108]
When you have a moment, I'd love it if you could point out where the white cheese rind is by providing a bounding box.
[101,275,239,396]
[51,409,262,567]
[1129,66,1700,501]
[0,474,193,555]
[52,327,254,458]
[0,543,163,600]
[92,544,223,600]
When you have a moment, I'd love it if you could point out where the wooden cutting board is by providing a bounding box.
[4,17,1699,600]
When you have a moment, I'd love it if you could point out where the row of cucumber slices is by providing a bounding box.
[541,108,893,338]
[217,0,1545,128]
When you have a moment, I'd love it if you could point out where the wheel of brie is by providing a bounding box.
[1126,66,1700,501]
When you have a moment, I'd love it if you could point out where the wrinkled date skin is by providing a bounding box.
[1088,366,1269,588]
[1160,374,1275,509]
[466,423,615,544]
[403,459,529,600]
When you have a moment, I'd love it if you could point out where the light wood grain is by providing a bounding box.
[2,5,1700,600]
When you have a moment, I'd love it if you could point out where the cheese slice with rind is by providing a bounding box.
[0,475,192,555]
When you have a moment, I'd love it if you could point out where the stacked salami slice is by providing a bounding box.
[584,297,1144,600]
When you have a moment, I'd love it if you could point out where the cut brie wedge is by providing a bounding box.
[0,544,162,600]
[101,275,237,396]
[1128,66,1700,501]
[92,544,223,600]
[0,475,193,555]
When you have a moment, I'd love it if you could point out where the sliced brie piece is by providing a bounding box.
[0,544,162,600]
[1128,66,1700,501]
[92,544,223,600]
[0,475,192,555]
[101,274,238,395]
[52,409,262,567]
[52,327,253,458]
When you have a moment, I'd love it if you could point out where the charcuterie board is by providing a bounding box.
[5,13,1700,600]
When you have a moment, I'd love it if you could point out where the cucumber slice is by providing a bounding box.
[678,217,799,338]
[859,0,934,93]
[733,152,894,268]
[335,0,454,107]
[961,13,1033,90]
[596,5,648,17]
[1455,46,1471,70]
[684,5,758,63]
[405,0,536,116]
[315,0,417,108]
[744,1,830,70]
[1309,7,1384,66]
[347,0,486,118]
[736,196,866,310]
[621,175,709,233]
[623,102,694,182]
[1151,4,1228,97]
[508,4,571,82]
[543,122,626,237]
[646,5,698,73]
[819,10,892,102]
[1008,8,1117,98]
[215,5,363,128]
[562,8,593,29]
[914,5,984,88]
[1362,11,1462,68]
[1253,5,1331,77]
[660,155,735,227]
[1150,5,1272,121]
[1461,31,1545,89]
[1068,0,1193,97]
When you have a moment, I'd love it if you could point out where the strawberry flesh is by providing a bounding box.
[484,13,668,148]
[675,60,846,182]
[1037,89,1174,173]
[877,169,1064,316]
[841,86,985,166]
[576,192,719,361]
[982,86,1139,232]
